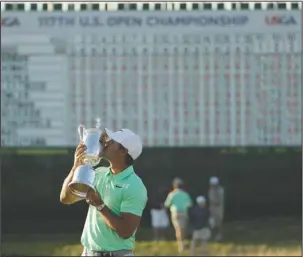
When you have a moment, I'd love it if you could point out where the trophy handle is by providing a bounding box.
[78,125,86,142]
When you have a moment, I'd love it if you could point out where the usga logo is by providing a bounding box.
[265,16,297,25]
[1,17,20,27]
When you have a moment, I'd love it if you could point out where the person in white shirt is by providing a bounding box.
[208,176,224,241]
[150,186,169,241]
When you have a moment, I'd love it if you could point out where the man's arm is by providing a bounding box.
[60,166,83,205]
[99,206,141,239]
[220,187,225,205]
[60,143,86,205]
[164,193,172,208]
[207,209,216,228]
[99,185,147,239]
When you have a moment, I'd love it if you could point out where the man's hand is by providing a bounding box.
[99,130,109,147]
[59,143,87,205]
[86,187,143,239]
[86,188,103,207]
[73,142,86,168]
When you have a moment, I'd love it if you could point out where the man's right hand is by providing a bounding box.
[60,142,87,205]
[73,142,87,168]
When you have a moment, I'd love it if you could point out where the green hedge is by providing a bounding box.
[2,147,301,233]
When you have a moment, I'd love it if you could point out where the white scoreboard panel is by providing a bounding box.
[1,11,301,147]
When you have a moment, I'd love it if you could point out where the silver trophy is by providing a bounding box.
[68,118,103,198]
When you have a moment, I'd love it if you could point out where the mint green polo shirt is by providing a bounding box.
[164,189,193,213]
[81,166,147,251]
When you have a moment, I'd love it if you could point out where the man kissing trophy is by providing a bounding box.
[69,117,105,198]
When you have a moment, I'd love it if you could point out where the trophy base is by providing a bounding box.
[69,181,95,198]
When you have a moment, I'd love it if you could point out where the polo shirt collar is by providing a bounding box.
[106,165,134,181]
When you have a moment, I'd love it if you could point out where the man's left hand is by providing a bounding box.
[86,188,103,207]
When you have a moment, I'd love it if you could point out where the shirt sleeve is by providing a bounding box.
[120,184,147,217]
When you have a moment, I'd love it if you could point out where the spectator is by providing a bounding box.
[189,196,214,256]
[150,186,169,241]
[208,176,225,241]
[164,177,193,253]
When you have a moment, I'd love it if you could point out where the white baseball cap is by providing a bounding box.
[105,128,143,160]
[172,177,183,186]
[210,176,219,185]
[196,196,206,204]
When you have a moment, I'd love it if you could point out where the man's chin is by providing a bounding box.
[100,153,110,162]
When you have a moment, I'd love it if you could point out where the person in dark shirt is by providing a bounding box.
[150,186,169,241]
[188,196,214,256]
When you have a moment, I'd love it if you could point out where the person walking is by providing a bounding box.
[164,177,193,253]
[208,176,225,241]
[189,196,214,256]
[60,128,148,256]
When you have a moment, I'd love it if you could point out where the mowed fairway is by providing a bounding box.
[2,218,301,256]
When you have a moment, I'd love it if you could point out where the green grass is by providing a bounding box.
[2,218,301,256]
[0,147,68,155]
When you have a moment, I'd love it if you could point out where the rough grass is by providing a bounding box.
[2,218,301,256]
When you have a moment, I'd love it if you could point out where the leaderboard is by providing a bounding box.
[1,11,301,146]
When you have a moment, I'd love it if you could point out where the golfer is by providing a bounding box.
[60,128,147,256]
[164,178,193,253]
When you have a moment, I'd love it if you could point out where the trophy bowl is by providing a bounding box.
[82,127,102,166]
[69,165,95,198]
[68,119,104,198]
